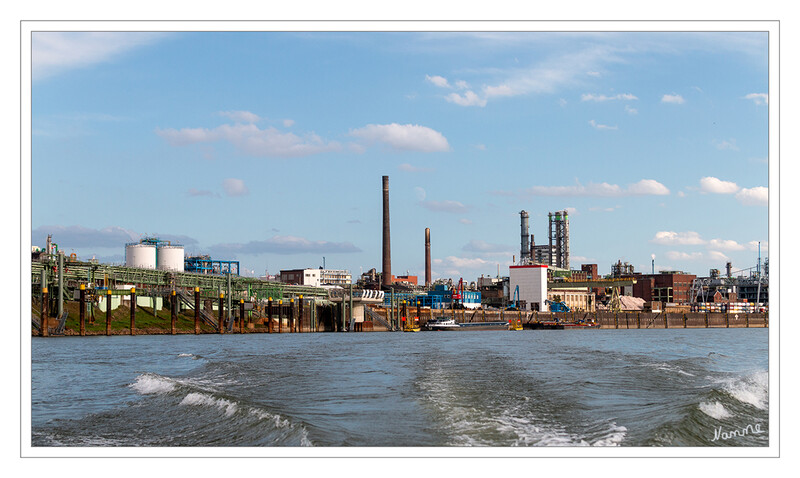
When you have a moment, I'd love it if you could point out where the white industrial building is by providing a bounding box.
[280,268,352,287]
[509,264,548,311]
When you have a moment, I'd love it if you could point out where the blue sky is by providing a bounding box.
[30,30,770,280]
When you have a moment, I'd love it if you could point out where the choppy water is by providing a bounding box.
[31,329,768,447]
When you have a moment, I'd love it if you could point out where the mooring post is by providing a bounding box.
[239,299,245,334]
[637,312,640,329]
[218,293,225,334]
[105,289,112,336]
[278,299,283,333]
[130,287,136,335]
[298,295,304,333]
[289,298,295,333]
[57,252,64,320]
[725,312,729,328]
[683,313,687,328]
[194,287,200,334]
[79,284,86,336]
[41,286,49,337]
[664,312,669,328]
[417,300,421,329]
[170,290,177,335]
[268,297,273,333]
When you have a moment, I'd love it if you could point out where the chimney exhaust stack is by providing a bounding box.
[382,176,391,286]
[425,227,431,287]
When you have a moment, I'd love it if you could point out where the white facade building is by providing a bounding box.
[280,268,352,287]
[509,264,548,311]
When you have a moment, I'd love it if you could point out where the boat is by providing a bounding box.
[508,318,523,331]
[403,317,421,332]
[425,317,519,331]
[425,317,460,331]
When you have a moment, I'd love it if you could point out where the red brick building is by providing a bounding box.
[632,272,696,304]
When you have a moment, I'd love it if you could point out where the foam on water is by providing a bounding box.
[130,373,177,395]
[699,401,732,420]
[722,371,768,410]
[180,392,238,417]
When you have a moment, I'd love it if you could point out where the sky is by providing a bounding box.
[29,28,770,281]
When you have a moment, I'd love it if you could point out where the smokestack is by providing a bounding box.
[520,210,530,264]
[382,176,391,286]
[425,227,431,287]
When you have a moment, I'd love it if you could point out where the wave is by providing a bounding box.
[698,401,732,420]
[129,373,177,395]
[720,370,768,410]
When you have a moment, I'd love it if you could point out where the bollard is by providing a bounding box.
[725,312,729,328]
[637,312,640,329]
[664,312,669,329]
[130,287,136,336]
[79,284,86,336]
[239,299,245,334]
[41,287,49,337]
[194,287,200,334]
[106,289,112,336]
[218,293,225,334]
[683,313,687,328]
[171,290,177,335]
[746,313,750,328]
[614,312,618,329]
[268,297,273,333]
[705,312,709,328]
[278,299,283,333]
[299,295,304,333]
[289,298,295,333]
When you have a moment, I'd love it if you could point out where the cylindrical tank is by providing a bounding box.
[126,243,157,269]
[157,245,185,272]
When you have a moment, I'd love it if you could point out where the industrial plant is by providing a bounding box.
[30,174,769,336]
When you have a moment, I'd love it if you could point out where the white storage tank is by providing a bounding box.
[125,243,157,269]
[157,245,185,272]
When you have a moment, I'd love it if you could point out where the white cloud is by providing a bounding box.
[157,123,342,157]
[714,139,739,151]
[586,71,601,77]
[652,231,706,246]
[420,200,470,214]
[625,105,638,115]
[222,178,248,197]
[455,80,469,90]
[665,251,704,261]
[677,191,686,198]
[707,251,731,262]
[426,75,451,88]
[32,32,167,80]
[627,179,670,195]
[219,111,260,123]
[581,93,638,102]
[349,123,450,152]
[564,207,578,215]
[661,93,685,104]
[459,218,473,225]
[446,90,487,107]
[699,176,740,194]
[744,93,768,105]
[588,119,617,130]
[283,119,295,128]
[525,179,668,197]
[707,239,746,251]
[747,241,768,252]
[735,186,768,206]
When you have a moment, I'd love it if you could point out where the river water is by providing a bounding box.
[30,329,769,448]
